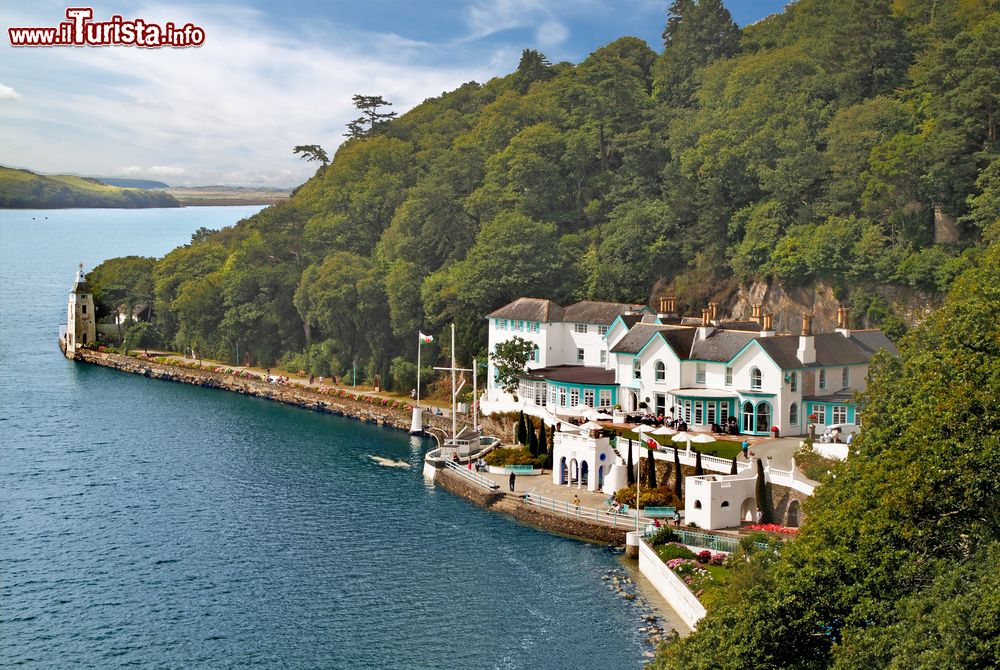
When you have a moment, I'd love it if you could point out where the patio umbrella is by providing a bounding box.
[650,425,676,435]
[672,431,714,452]
[592,411,613,421]
[577,421,604,433]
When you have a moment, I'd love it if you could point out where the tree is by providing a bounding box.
[292,144,329,165]
[345,94,397,138]
[527,417,539,455]
[88,256,157,338]
[730,456,738,474]
[753,457,769,524]
[646,443,658,488]
[511,48,554,94]
[694,448,704,476]
[537,421,548,463]
[673,447,682,500]
[516,410,527,445]
[626,439,636,487]
[491,336,535,397]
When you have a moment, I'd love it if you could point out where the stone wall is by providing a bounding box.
[767,482,810,527]
[74,349,454,434]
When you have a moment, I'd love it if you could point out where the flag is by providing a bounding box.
[646,438,658,450]
[419,332,433,343]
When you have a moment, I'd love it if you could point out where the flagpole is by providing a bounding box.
[416,333,421,408]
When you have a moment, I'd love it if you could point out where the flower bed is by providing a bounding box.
[654,542,728,601]
[744,523,799,534]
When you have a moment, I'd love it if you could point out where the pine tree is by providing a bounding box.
[516,411,527,445]
[673,447,682,500]
[537,421,547,460]
[755,458,770,523]
[695,448,704,476]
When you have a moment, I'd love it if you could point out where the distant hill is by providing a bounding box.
[164,185,290,206]
[96,177,170,189]
[0,166,179,208]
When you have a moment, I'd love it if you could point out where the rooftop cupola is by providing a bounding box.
[797,313,815,365]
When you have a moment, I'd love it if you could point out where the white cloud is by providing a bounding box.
[0,83,22,102]
[116,165,186,177]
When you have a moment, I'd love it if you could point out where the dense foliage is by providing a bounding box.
[90,0,999,391]
[650,239,1000,668]
[0,167,179,208]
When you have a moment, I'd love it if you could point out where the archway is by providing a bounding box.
[788,500,800,527]
[740,497,756,523]
[569,458,578,485]
[558,457,567,485]
[756,402,772,433]
[597,465,604,490]
[742,401,754,433]
[580,460,589,488]
[629,391,639,412]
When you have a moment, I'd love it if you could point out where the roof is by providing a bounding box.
[849,330,898,357]
[522,365,617,386]
[563,300,648,325]
[803,391,855,403]
[690,329,756,362]
[668,388,739,399]
[753,336,805,369]
[717,320,762,332]
[754,332,898,369]
[72,279,90,293]
[487,297,564,322]
[814,333,879,366]
[609,324,672,354]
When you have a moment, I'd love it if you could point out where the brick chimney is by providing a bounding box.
[759,312,774,337]
[797,313,815,365]
[708,301,718,323]
[697,307,714,340]
[836,305,851,337]
[657,295,677,319]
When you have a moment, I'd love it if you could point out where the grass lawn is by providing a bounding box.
[619,430,742,459]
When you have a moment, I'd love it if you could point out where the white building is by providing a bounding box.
[483,298,897,437]
[63,265,96,357]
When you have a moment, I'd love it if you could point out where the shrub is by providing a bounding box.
[697,550,712,564]
[709,553,726,566]
[484,446,535,467]
[648,527,679,547]
[614,486,677,508]
[656,543,697,561]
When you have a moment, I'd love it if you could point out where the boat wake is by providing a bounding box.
[368,455,411,469]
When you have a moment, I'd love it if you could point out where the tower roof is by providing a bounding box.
[71,264,89,293]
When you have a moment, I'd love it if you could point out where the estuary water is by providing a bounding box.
[0,207,670,669]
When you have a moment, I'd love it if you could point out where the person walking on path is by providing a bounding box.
[741,440,749,458]
[509,471,516,492]
[572,494,581,512]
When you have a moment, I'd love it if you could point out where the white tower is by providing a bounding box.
[65,264,96,357]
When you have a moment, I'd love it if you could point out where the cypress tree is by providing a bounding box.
[544,424,553,469]
[755,458,771,523]
[646,445,658,488]
[731,456,738,474]
[537,421,547,460]
[516,411,527,445]
[695,448,704,476]
[626,439,635,486]
[527,418,538,455]
[673,447,682,500]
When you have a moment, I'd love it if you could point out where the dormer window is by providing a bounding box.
[789,371,797,392]
[842,367,849,388]
[819,369,827,390]
[750,367,762,390]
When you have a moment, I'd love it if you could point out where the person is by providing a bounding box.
[609,500,621,514]
[572,494,580,511]
[509,471,516,492]
[410,388,416,399]
[741,440,749,458]
[452,451,459,463]
[672,510,681,526]
[653,517,661,528]
[846,432,855,446]
[754,507,763,524]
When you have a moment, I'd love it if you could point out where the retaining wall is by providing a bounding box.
[638,538,707,630]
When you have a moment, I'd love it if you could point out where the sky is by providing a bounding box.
[0,1,787,187]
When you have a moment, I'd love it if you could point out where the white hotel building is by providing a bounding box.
[482,297,897,437]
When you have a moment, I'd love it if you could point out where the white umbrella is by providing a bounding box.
[578,421,603,433]
[672,431,714,452]
[592,411,613,421]
[650,425,677,436]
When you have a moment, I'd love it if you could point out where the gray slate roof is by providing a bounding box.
[690,329,756,362]
[849,330,899,357]
[487,297,565,322]
[522,365,617,385]
[563,300,647,325]
[755,332,897,368]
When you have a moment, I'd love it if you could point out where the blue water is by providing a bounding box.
[0,207,666,669]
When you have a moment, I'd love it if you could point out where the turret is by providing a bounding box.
[65,263,96,357]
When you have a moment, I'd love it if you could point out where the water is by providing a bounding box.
[0,207,674,668]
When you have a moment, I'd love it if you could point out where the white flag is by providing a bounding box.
[419,332,433,343]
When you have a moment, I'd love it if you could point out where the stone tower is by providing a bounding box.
[65,264,96,357]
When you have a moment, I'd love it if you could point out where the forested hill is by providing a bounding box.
[0,166,179,208]
[91,0,1000,389]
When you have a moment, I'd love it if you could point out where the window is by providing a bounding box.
[750,367,762,390]
[538,384,547,406]
[497,319,506,330]
[707,402,716,426]
[683,400,692,423]
[720,403,729,424]
[584,389,595,407]
[655,360,665,382]
[577,348,585,363]
[558,387,567,407]
[832,404,848,424]
[549,386,558,406]
[82,304,87,314]
[599,350,607,365]
[599,390,612,407]
[598,325,609,336]
[725,367,733,386]
[570,388,580,407]
[633,359,641,380]
[756,403,771,432]
[789,402,798,425]
[696,363,706,384]
[842,367,850,389]
[575,323,588,334]
[532,345,539,363]
[813,405,826,425]
[694,402,703,424]
[531,322,540,333]
[819,369,827,390]
[789,371,797,392]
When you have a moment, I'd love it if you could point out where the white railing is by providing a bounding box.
[443,459,500,491]
[622,440,751,475]
[522,490,645,529]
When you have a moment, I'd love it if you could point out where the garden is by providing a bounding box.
[647,528,730,602]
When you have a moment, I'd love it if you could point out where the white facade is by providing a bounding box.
[64,267,96,357]
[551,428,622,494]
[684,473,758,530]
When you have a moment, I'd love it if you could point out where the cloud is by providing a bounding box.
[0,83,22,102]
[116,165,186,177]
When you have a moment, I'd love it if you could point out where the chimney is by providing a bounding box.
[759,312,774,337]
[797,313,815,365]
[658,296,669,313]
[657,295,677,320]
[708,301,718,323]
[697,308,714,340]
[836,305,851,337]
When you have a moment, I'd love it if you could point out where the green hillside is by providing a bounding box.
[90,0,999,381]
[0,166,179,208]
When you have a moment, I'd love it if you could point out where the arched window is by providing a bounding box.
[789,371,797,392]
[742,401,754,433]
[694,500,703,509]
[842,367,850,389]
[654,360,665,382]
[632,358,642,380]
[756,402,771,433]
[750,367,762,390]
[720,500,730,508]
[789,402,799,425]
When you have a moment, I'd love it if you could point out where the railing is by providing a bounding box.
[523,491,642,529]
[643,527,769,553]
[443,459,499,491]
